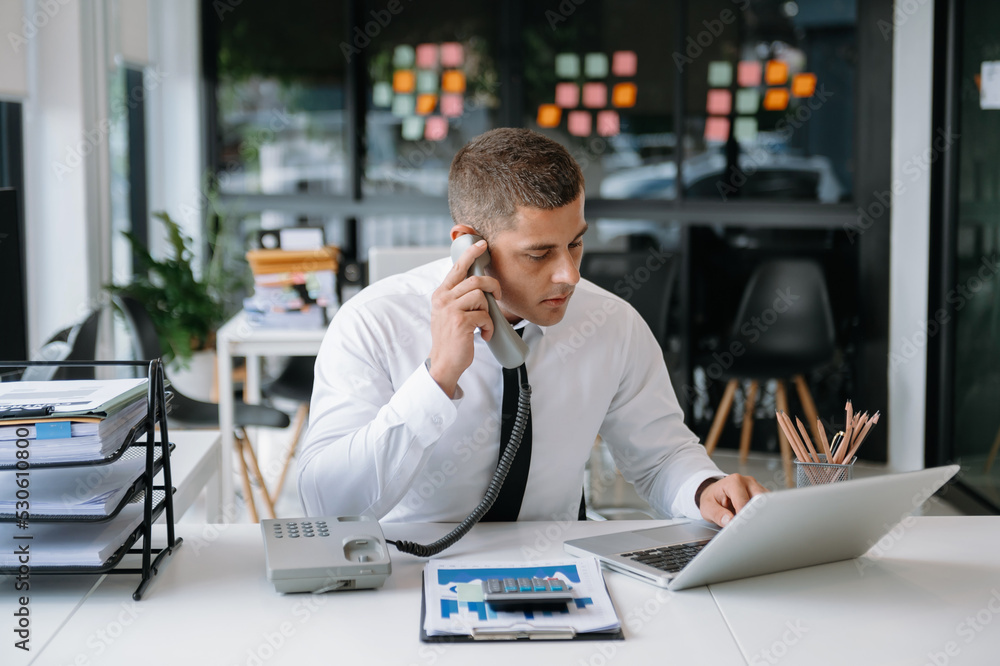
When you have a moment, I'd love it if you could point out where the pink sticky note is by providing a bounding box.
[704,116,730,142]
[568,110,592,137]
[440,93,463,117]
[416,43,438,69]
[596,110,620,137]
[706,89,732,116]
[425,116,448,141]
[440,42,464,68]
[612,50,637,77]
[582,82,607,108]
[738,60,762,87]
[555,82,580,108]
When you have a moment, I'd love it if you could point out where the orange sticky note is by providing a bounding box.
[416,93,438,115]
[765,60,788,86]
[763,88,790,110]
[393,70,416,94]
[791,73,816,97]
[537,104,562,128]
[612,82,637,108]
[441,70,466,94]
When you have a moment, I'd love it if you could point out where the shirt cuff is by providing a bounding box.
[386,361,462,446]
[673,470,729,521]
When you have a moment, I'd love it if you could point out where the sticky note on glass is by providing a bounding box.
[416,93,438,115]
[416,70,438,93]
[441,93,463,117]
[568,110,592,137]
[401,117,424,141]
[584,53,609,78]
[734,117,758,143]
[583,82,607,108]
[441,70,466,94]
[704,116,730,142]
[393,70,415,94]
[792,73,816,97]
[707,89,732,115]
[440,42,464,68]
[707,61,732,87]
[981,61,1000,109]
[738,60,762,87]
[425,116,448,141]
[35,421,72,439]
[556,53,581,78]
[765,60,788,85]
[372,81,393,108]
[393,45,415,69]
[763,88,789,111]
[597,110,620,137]
[612,50,637,77]
[416,43,438,69]
[735,88,760,114]
[537,104,562,128]
[392,94,415,117]
[612,82,637,108]
[556,82,580,108]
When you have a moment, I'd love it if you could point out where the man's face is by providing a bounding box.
[486,194,587,327]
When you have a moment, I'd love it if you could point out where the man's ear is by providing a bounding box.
[450,224,480,241]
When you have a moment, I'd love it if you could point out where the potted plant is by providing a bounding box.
[107,210,249,398]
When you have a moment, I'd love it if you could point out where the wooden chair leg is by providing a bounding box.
[705,379,739,456]
[986,423,1000,473]
[774,380,795,488]
[241,428,277,519]
[270,403,309,505]
[739,380,759,464]
[235,433,259,523]
[793,374,823,448]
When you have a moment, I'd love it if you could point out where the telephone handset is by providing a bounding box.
[449,234,528,369]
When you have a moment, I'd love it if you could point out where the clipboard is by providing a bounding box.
[418,572,625,643]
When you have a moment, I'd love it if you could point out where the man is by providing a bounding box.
[298,128,765,530]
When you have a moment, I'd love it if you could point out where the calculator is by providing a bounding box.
[481,577,575,609]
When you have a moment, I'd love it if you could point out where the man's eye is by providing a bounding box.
[527,252,549,261]
[570,241,583,249]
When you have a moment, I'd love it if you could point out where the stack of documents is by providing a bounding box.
[244,247,338,328]
[422,557,622,640]
[0,502,146,568]
[0,379,148,464]
[0,454,147,518]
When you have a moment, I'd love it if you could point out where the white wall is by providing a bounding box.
[888,0,936,471]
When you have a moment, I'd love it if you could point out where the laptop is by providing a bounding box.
[564,465,959,590]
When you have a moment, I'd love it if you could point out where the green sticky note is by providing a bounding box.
[457,583,484,603]
[416,70,438,93]
[401,117,424,140]
[734,117,758,143]
[584,52,609,78]
[708,61,733,87]
[555,53,580,78]
[392,94,414,117]
[735,88,760,114]
[393,45,415,68]
[372,82,393,108]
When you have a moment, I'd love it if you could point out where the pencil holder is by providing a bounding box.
[795,455,856,488]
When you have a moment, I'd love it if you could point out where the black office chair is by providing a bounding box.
[702,260,835,487]
[113,295,290,521]
[20,309,102,381]
[261,355,315,505]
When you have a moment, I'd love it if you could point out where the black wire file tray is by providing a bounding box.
[0,360,182,600]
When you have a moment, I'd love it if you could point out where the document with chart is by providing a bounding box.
[421,557,622,641]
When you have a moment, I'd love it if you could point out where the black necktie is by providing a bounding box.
[482,329,531,522]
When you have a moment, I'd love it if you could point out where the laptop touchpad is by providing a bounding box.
[634,522,719,547]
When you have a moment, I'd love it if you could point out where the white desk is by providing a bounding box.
[24,517,1000,665]
[166,429,222,522]
[215,311,326,512]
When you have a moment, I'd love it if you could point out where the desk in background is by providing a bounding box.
[216,311,325,514]
[18,517,1000,665]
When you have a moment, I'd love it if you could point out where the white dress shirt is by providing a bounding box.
[298,258,724,523]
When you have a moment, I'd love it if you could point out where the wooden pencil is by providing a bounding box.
[816,418,832,461]
[795,416,820,463]
[843,411,880,462]
[843,400,854,462]
[776,411,808,462]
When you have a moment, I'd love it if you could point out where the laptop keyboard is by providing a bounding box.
[619,539,712,573]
